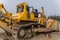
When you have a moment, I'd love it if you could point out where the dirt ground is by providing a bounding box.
[0,26,60,40]
[31,32,60,40]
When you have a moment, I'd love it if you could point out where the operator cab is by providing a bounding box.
[26,5,39,18]
[17,3,40,18]
[17,4,30,13]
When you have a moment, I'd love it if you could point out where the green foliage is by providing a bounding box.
[48,15,60,21]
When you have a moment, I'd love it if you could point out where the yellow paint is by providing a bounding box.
[0,4,3,11]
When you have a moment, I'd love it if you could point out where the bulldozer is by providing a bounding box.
[0,2,59,40]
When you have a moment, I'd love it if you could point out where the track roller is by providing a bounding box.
[17,27,26,40]
[25,29,33,39]
[17,26,33,40]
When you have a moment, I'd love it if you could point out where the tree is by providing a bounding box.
[48,15,60,21]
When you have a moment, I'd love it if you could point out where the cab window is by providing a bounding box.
[17,5,24,13]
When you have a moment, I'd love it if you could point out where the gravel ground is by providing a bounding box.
[0,24,60,40]
[31,32,60,40]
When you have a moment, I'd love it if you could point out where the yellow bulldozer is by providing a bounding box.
[0,2,59,40]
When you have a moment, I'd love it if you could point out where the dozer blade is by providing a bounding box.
[0,21,13,35]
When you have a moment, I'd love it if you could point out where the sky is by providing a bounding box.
[0,0,60,17]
